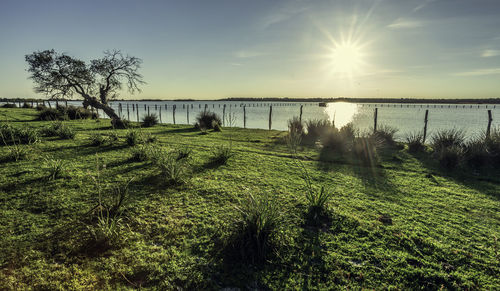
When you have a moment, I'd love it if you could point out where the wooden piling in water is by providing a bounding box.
[187,106,190,124]
[147,106,150,115]
[243,106,246,129]
[269,106,273,130]
[173,105,176,124]
[486,110,493,138]
[423,110,429,143]
[299,105,303,123]
[373,108,378,133]
[159,107,162,123]
[223,104,226,126]
[136,106,139,122]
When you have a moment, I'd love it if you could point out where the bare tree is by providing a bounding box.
[25,49,144,126]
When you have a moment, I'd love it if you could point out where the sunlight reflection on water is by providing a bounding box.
[325,102,359,128]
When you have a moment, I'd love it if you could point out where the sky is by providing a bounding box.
[1,0,500,100]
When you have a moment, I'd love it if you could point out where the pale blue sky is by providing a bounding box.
[1,0,500,99]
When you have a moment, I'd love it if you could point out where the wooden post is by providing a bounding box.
[268,105,273,130]
[299,105,303,123]
[136,105,139,122]
[48,101,52,108]
[223,104,226,126]
[159,107,162,123]
[187,106,190,124]
[173,105,176,124]
[243,106,246,129]
[373,108,378,133]
[155,104,157,110]
[65,100,68,107]
[127,107,130,121]
[423,109,429,143]
[56,100,59,108]
[147,106,150,115]
[486,110,493,138]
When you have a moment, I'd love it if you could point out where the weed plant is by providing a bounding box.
[141,113,159,127]
[196,111,222,130]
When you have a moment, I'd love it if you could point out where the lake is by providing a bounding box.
[15,100,500,140]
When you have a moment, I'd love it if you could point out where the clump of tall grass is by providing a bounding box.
[125,130,140,146]
[352,136,379,166]
[38,108,63,121]
[229,193,281,263]
[195,111,222,130]
[86,159,133,248]
[437,145,463,170]
[56,124,76,139]
[209,145,234,166]
[372,125,398,147]
[288,117,304,137]
[1,103,17,108]
[89,133,107,147]
[36,104,47,111]
[431,129,465,170]
[141,113,159,127]
[0,124,40,145]
[431,129,465,151]
[304,119,331,144]
[320,123,356,154]
[22,102,33,108]
[406,132,425,153]
[151,148,191,185]
[463,139,489,169]
[130,144,153,162]
[43,157,66,180]
[305,186,333,226]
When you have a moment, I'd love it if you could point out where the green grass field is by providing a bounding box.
[0,108,499,289]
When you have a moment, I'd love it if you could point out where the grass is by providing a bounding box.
[0,108,499,289]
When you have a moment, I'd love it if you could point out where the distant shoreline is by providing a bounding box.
[1,97,500,104]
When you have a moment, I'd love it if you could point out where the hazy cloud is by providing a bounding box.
[481,49,500,57]
[413,0,436,12]
[233,50,265,58]
[387,18,424,29]
[453,68,500,76]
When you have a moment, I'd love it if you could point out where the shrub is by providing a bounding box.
[89,133,107,146]
[63,105,93,120]
[304,119,331,143]
[22,102,33,108]
[141,113,159,127]
[38,108,63,121]
[13,127,40,145]
[305,186,333,226]
[406,132,425,153]
[437,145,463,170]
[41,121,63,137]
[230,193,281,263]
[372,125,398,146]
[432,129,465,151]
[142,132,157,143]
[1,103,17,108]
[195,111,222,130]
[485,127,500,165]
[209,145,234,166]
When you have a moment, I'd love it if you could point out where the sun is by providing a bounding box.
[328,41,364,75]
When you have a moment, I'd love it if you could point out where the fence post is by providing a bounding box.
[268,105,273,130]
[423,109,429,143]
[127,106,130,121]
[48,101,52,108]
[486,110,493,138]
[147,106,150,115]
[159,107,162,123]
[136,105,139,122]
[173,105,176,124]
[187,106,190,124]
[243,106,246,129]
[299,105,303,123]
[373,108,378,133]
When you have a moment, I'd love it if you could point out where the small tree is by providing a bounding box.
[26,49,144,126]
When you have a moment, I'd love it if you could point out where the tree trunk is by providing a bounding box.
[82,95,121,126]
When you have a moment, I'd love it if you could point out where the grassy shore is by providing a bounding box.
[0,108,499,289]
